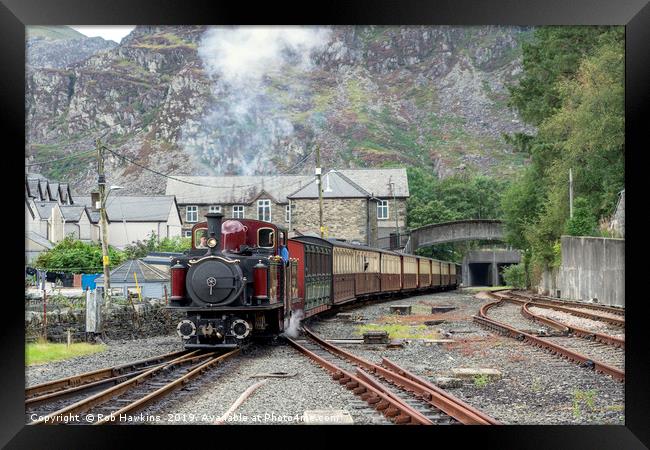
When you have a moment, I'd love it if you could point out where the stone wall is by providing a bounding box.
[25,297,185,342]
[179,200,290,233]
[292,198,377,245]
[376,198,408,237]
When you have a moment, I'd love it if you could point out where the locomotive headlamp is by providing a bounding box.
[207,237,218,248]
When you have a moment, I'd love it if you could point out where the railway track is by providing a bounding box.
[286,326,499,425]
[505,291,624,322]
[28,349,239,425]
[493,292,625,349]
[474,296,624,382]
[26,350,190,408]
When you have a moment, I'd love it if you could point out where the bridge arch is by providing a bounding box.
[405,219,505,252]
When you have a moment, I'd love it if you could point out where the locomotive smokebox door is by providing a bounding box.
[185,258,244,305]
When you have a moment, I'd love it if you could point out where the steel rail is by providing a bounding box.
[300,326,499,425]
[26,349,189,400]
[474,299,624,382]
[29,350,208,424]
[491,292,625,348]
[94,349,240,425]
[380,357,500,425]
[285,335,433,425]
[521,301,624,349]
[504,291,624,317]
[504,292,625,328]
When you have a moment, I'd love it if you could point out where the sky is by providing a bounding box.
[69,26,136,43]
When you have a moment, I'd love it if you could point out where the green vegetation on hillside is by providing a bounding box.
[502,26,624,285]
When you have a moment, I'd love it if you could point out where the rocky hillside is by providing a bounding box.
[25,25,535,195]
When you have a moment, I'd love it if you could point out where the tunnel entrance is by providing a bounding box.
[468,263,492,286]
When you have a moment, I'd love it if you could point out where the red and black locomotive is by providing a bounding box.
[168,212,460,349]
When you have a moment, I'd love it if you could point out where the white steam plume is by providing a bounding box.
[282,309,304,339]
[181,26,332,175]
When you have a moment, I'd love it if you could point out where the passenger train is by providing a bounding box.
[168,213,459,348]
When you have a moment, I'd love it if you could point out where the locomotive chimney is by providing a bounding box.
[205,212,224,254]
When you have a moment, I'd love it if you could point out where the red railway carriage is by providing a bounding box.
[287,236,332,318]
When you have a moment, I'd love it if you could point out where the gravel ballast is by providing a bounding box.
[24,290,625,425]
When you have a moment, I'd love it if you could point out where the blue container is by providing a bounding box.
[81,273,101,291]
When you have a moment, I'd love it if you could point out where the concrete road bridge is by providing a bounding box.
[404,219,505,252]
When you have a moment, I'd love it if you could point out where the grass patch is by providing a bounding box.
[26,341,106,366]
[356,323,439,340]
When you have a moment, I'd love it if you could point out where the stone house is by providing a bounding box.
[165,175,312,236]
[165,169,409,244]
[288,170,379,245]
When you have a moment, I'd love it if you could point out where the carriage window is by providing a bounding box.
[258,228,275,248]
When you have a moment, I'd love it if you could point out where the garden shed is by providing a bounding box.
[95,259,170,299]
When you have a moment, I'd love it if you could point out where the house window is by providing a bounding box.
[232,205,245,219]
[186,205,198,223]
[285,204,291,223]
[183,230,192,237]
[257,199,271,222]
[209,205,221,213]
[377,200,389,220]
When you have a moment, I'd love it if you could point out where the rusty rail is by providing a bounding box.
[26,349,189,400]
[507,292,625,328]
[292,327,499,425]
[286,334,432,424]
[505,290,624,317]
[493,292,624,349]
[29,350,222,424]
[94,349,239,425]
[475,298,624,382]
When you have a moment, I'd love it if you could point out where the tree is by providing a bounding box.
[565,198,598,236]
[502,26,624,280]
[123,232,191,259]
[35,235,126,273]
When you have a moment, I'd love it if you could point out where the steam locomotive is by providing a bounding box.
[168,212,460,348]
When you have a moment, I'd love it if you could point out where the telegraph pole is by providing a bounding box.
[316,145,324,238]
[97,139,111,306]
[569,168,574,219]
[389,180,399,246]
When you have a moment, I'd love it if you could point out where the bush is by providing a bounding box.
[565,197,598,236]
[502,263,527,289]
[35,235,126,273]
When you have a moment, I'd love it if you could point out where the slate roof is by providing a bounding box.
[26,231,54,249]
[75,196,179,222]
[337,168,409,197]
[288,170,370,199]
[165,169,409,204]
[165,175,313,205]
[32,201,59,219]
[25,173,73,204]
[95,259,169,284]
[59,204,87,222]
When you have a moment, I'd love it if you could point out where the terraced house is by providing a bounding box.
[165,168,409,247]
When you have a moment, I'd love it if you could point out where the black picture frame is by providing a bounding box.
[2,0,647,448]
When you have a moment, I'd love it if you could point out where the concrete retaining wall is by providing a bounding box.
[539,236,624,307]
